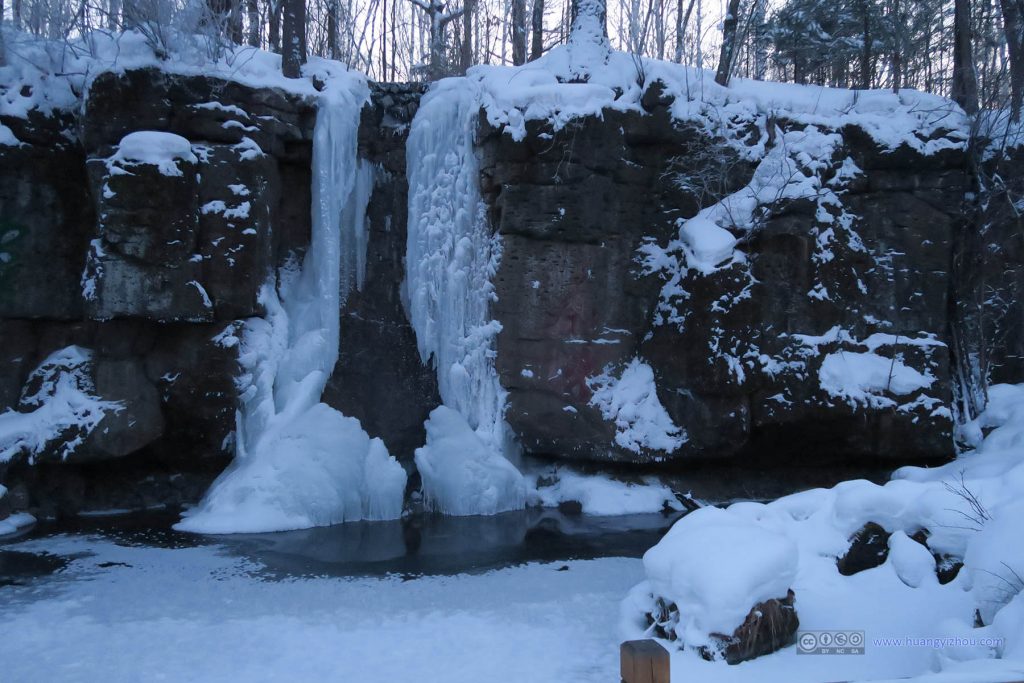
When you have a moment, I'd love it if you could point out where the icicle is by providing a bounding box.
[405,79,526,516]
[176,78,405,535]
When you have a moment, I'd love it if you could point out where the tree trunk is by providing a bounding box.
[860,0,871,88]
[247,0,260,47]
[107,0,120,30]
[1001,0,1024,120]
[952,0,979,114]
[0,10,6,69]
[462,0,475,71]
[327,0,339,59]
[714,0,741,86]
[512,0,527,64]
[674,0,695,63]
[268,0,282,52]
[530,0,544,60]
[281,0,306,77]
[229,0,244,43]
[891,0,902,92]
[569,0,606,35]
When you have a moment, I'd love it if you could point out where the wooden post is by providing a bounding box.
[620,639,670,683]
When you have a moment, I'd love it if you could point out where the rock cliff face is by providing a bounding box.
[0,68,1020,517]
[0,69,317,515]
[483,91,967,465]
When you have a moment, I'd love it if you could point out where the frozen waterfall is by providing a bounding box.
[405,79,526,516]
[176,79,406,534]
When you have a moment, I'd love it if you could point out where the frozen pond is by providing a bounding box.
[0,510,671,683]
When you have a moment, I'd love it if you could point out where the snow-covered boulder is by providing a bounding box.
[634,505,800,663]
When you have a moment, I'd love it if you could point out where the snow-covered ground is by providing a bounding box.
[622,383,1024,683]
[0,533,642,683]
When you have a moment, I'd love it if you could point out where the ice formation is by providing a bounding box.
[414,406,526,516]
[406,78,526,515]
[176,77,406,534]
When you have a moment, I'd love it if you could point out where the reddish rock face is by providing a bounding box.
[479,93,968,466]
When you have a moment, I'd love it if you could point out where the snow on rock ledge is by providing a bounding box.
[109,131,198,177]
[587,359,686,455]
[0,346,122,464]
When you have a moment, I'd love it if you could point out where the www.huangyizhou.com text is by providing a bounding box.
[873,636,1006,649]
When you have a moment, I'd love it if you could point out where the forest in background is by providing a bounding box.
[2,0,1024,117]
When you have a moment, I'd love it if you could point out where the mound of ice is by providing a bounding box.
[642,506,798,643]
[0,512,36,536]
[414,407,526,516]
[819,351,934,408]
[110,131,197,176]
[176,404,405,534]
[587,358,686,454]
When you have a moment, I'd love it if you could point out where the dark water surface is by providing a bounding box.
[0,507,681,584]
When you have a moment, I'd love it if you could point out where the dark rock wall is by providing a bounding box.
[0,69,318,515]
[323,83,441,465]
[482,98,973,466]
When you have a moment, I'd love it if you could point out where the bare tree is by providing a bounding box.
[282,0,306,76]
[859,0,872,88]
[511,0,526,64]
[268,0,282,51]
[461,0,474,71]
[1001,0,1024,120]
[891,0,902,92]
[952,0,979,113]
[714,0,740,85]
[246,0,260,46]
[408,0,463,79]
[530,0,543,60]
[674,0,695,63]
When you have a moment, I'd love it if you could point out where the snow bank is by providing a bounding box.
[109,131,198,176]
[642,506,798,644]
[587,358,686,454]
[532,467,684,516]
[177,72,406,534]
[623,383,1024,681]
[0,512,36,536]
[0,346,121,464]
[414,407,526,517]
[468,42,966,155]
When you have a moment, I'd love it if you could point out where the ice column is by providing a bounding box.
[176,81,406,534]
[406,79,526,515]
